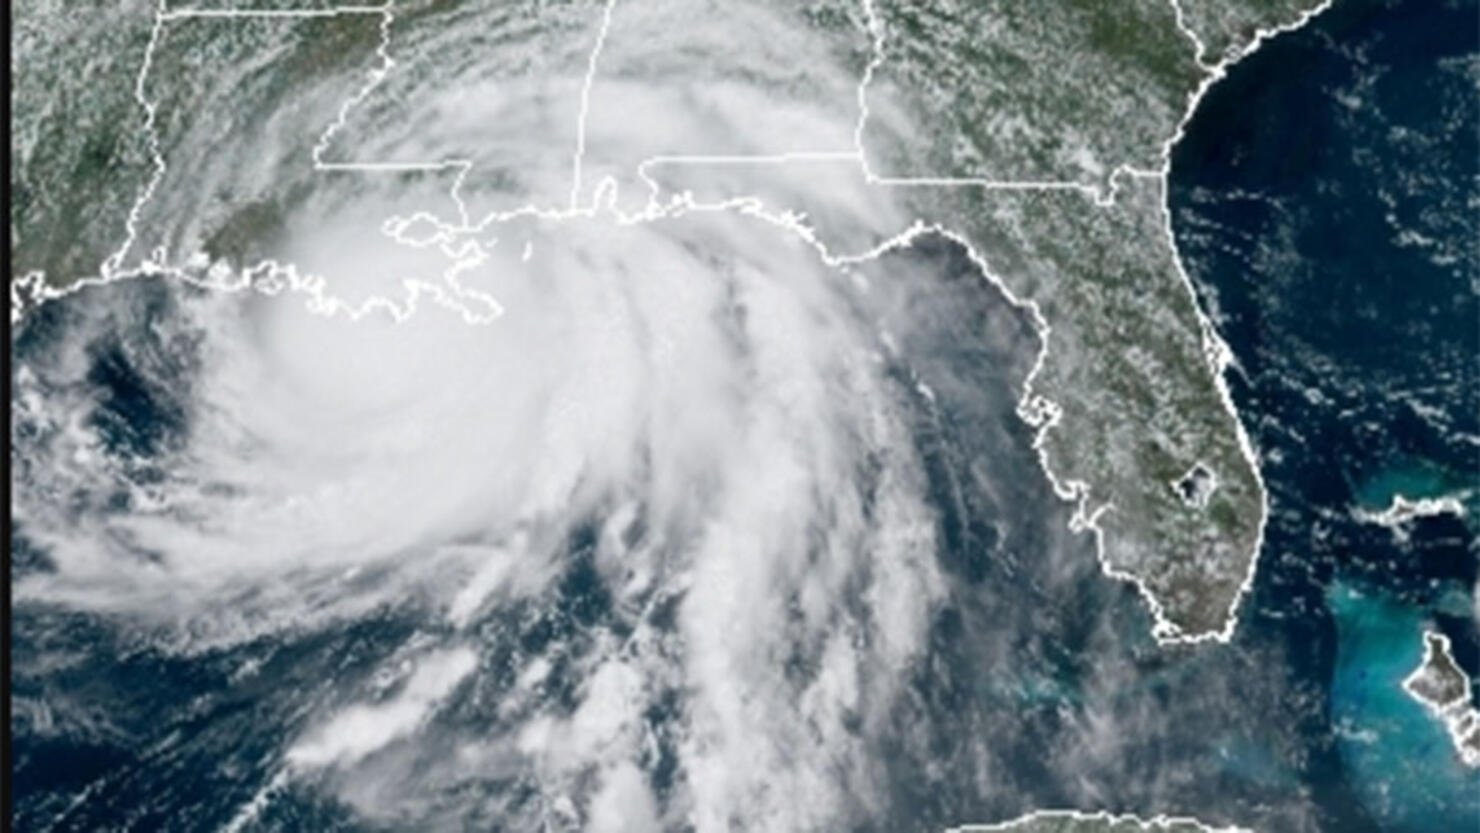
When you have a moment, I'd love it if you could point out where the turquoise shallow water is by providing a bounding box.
[1352,459,1478,516]
[9,0,1478,830]
[1172,0,1480,828]
[1326,582,1479,831]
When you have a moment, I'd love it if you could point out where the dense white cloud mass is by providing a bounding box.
[14,201,958,831]
[20,2,1470,832]
[7,2,1017,829]
[287,646,480,769]
[7,5,965,819]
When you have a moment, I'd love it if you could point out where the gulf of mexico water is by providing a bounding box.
[1170,0,1480,830]
[10,0,1479,830]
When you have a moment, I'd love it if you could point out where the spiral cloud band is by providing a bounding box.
[11,0,1287,829]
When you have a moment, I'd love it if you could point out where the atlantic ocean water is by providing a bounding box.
[1170,0,1480,831]
[9,0,1480,831]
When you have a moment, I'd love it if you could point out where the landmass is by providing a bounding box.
[1352,491,1470,545]
[1401,629,1480,768]
[11,0,159,286]
[945,809,1250,833]
[1355,492,1468,528]
[856,0,1328,641]
[10,0,1329,644]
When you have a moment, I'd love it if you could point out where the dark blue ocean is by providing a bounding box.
[1170,0,1480,830]
[9,0,1478,831]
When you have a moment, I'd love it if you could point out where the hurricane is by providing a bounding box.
[10,2,1022,828]
[15,0,1478,831]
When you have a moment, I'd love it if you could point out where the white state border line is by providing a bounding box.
[1139,0,1336,646]
[12,2,1347,829]
[161,6,388,19]
[568,0,620,211]
[851,0,1124,204]
[1168,0,1221,72]
[834,0,1329,647]
[11,0,1335,645]
[16,1,507,325]
[946,808,1252,833]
